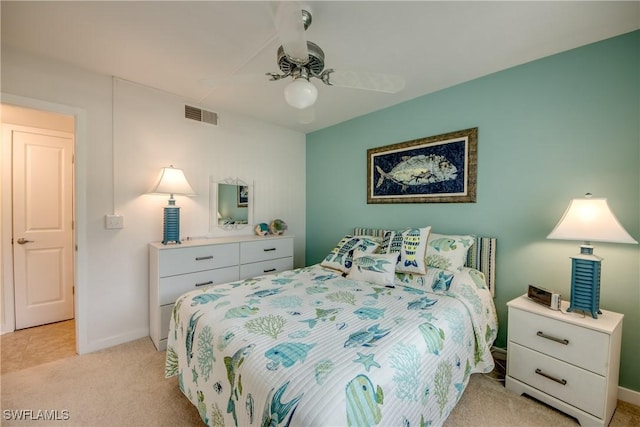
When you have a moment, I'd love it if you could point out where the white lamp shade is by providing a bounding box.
[284,78,318,109]
[547,197,637,244]
[151,166,196,196]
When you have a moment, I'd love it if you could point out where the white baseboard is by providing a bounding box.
[618,386,640,406]
[80,328,149,355]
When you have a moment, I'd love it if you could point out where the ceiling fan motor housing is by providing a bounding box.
[277,41,325,77]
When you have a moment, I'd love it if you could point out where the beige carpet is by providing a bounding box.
[1,337,639,427]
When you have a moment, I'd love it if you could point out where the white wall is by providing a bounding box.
[0,47,306,353]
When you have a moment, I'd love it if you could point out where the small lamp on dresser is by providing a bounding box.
[151,165,196,245]
[547,193,637,318]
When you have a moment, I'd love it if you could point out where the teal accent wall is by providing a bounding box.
[306,31,640,391]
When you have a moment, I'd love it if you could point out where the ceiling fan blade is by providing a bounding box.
[297,106,315,124]
[328,70,406,94]
[271,1,309,64]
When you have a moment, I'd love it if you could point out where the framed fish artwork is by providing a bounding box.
[367,127,477,203]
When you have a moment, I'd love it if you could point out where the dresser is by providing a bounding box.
[149,235,294,350]
[505,295,623,427]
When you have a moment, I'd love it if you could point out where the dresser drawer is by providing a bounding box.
[240,257,294,280]
[509,307,609,375]
[159,266,239,305]
[508,343,605,418]
[240,238,293,264]
[158,243,239,277]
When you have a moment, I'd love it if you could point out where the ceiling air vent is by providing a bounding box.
[185,105,218,126]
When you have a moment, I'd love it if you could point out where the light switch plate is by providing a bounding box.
[105,214,124,229]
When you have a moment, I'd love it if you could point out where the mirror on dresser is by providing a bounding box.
[210,177,254,231]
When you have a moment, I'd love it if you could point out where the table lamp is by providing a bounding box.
[547,193,637,318]
[151,165,195,244]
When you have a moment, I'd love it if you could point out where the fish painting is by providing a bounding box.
[366,287,392,300]
[469,269,487,289]
[431,271,454,292]
[190,293,226,306]
[197,390,208,425]
[315,359,335,385]
[225,344,256,427]
[352,255,394,274]
[407,296,438,310]
[402,229,421,268]
[247,288,283,298]
[186,311,204,366]
[419,322,445,355]
[271,278,295,286]
[345,374,384,427]
[265,342,316,370]
[429,237,458,252]
[375,154,458,191]
[344,324,391,348]
[224,305,259,319]
[300,308,342,328]
[305,285,329,294]
[325,238,359,265]
[313,274,338,282]
[261,381,304,427]
[353,307,386,320]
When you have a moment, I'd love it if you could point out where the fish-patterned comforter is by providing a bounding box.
[165,264,498,427]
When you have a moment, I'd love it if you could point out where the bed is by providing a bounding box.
[165,227,498,427]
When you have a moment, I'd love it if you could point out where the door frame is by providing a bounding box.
[1,93,88,355]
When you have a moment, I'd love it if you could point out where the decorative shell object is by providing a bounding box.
[254,222,269,236]
[269,219,288,235]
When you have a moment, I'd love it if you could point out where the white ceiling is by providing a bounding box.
[2,1,638,133]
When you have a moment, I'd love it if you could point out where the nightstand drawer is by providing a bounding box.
[509,307,608,375]
[240,257,293,280]
[240,238,293,264]
[158,243,239,277]
[159,266,239,305]
[508,343,605,418]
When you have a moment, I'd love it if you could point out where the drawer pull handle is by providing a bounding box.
[195,256,214,261]
[195,281,214,287]
[535,368,567,386]
[536,331,569,345]
[263,248,276,252]
[263,268,276,273]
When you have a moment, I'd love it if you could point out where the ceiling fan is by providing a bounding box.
[266,2,406,118]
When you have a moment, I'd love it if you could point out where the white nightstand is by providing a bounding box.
[505,295,623,427]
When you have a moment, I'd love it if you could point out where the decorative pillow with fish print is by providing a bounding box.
[346,250,398,286]
[378,226,431,274]
[426,233,475,272]
[321,235,380,273]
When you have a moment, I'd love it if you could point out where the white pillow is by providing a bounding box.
[426,233,474,272]
[378,226,431,274]
[347,250,398,286]
[321,235,380,273]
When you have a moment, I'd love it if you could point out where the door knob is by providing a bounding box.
[16,238,33,245]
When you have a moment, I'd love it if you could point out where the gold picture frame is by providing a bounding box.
[367,127,477,203]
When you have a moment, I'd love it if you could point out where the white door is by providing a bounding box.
[9,125,74,329]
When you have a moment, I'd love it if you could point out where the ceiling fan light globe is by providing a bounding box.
[284,78,318,109]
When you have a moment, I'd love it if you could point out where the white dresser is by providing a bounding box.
[149,235,294,350]
[505,295,623,427]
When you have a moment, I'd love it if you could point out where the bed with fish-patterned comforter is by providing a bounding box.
[165,264,497,427]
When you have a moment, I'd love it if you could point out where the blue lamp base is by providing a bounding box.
[162,198,181,245]
[566,245,602,319]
